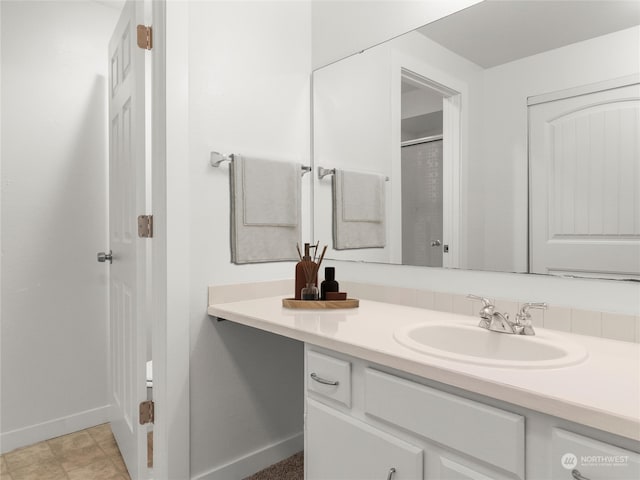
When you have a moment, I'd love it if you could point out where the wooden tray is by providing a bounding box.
[282,298,359,309]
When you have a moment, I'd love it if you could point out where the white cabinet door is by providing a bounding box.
[529,81,640,279]
[306,399,423,480]
[364,368,525,480]
[551,428,640,480]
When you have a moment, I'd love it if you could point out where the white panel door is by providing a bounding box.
[306,399,423,480]
[108,1,148,478]
[529,83,640,278]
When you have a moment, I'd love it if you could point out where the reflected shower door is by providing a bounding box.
[401,139,443,267]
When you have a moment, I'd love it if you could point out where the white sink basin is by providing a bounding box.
[393,321,588,368]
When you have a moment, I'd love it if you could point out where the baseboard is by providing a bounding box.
[193,431,304,480]
[0,405,110,454]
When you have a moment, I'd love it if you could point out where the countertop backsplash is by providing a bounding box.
[342,281,639,344]
[208,280,639,343]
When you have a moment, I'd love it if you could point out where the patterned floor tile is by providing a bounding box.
[4,443,55,472]
[9,458,67,480]
[57,444,107,472]
[47,431,96,456]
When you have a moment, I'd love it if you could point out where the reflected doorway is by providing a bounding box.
[400,74,447,267]
[401,136,443,267]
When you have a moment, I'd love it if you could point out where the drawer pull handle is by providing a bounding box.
[572,470,590,480]
[387,467,396,480]
[310,372,339,386]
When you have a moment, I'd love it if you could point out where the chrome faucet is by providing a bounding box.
[488,310,519,334]
[467,295,547,336]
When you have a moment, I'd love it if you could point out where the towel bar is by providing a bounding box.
[210,151,232,167]
[317,166,389,181]
[210,152,311,175]
[317,166,335,179]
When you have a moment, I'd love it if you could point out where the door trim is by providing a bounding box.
[150,1,191,478]
[527,74,640,106]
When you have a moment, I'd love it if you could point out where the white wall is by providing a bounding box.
[186,2,310,478]
[0,0,119,452]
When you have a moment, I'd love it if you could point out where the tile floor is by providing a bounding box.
[0,424,130,480]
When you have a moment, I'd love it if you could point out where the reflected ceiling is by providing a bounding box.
[418,0,640,68]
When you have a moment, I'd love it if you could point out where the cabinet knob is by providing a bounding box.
[571,470,590,480]
[386,467,396,480]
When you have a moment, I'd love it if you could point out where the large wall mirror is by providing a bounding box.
[312,0,640,280]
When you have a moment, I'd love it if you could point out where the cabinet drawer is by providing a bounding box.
[306,349,351,407]
[551,428,640,480]
[306,399,423,480]
[364,368,524,479]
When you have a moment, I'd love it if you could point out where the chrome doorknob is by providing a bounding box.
[97,250,113,264]
[430,240,442,247]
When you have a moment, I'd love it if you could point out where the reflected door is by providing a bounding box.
[401,139,443,267]
[529,81,640,279]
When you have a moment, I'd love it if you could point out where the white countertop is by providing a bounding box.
[208,296,640,442]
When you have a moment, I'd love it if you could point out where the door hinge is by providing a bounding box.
[139,400,154,425]
[137,215,153,238]
[136,25,153,50]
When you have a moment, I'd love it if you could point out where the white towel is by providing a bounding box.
[243,157,299,226]
[341,170,384,222]
[333,169,386,250]
[230,155,301,264]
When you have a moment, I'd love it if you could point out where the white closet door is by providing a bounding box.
[529,82,640,279]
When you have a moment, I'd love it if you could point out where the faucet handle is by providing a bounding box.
[466,294,494,308]
[467,294,495,315]
[516,303,547,335]
[518,302,547,318]
[467,295,495,329]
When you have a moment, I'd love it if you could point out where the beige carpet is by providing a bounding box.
[243,451,304,480]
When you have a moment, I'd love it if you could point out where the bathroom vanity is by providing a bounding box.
[208,297,640,480]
